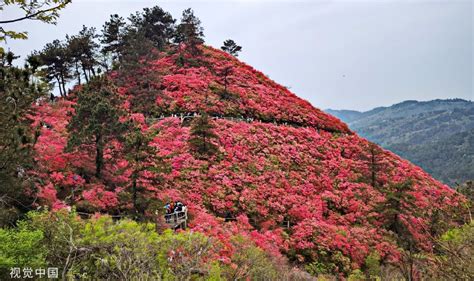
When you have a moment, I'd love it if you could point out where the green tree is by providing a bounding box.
[100,14,126,66]
[0,52,44,226]
[35,39,72,97]
[66,25,99,84]
[456,180,473,223]
[218,65,233,95]
[128,6,175,49]
[174,8,204,56]
[114,28,161,116]
[72,216,165,280]
[66,76,127,178]
[222,235,281,280]
[376,180,421,281]
[22,209,84,279]
[0,0,71,53]
[359,142,387,188]
[188,112,218,159]
[221,39,242,57]
[121,126,164,218]
[158,230,219,279]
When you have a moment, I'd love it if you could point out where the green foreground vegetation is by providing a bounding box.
[0,209,473,280]
[0,209,303,280]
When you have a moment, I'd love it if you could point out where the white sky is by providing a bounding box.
[2,0,473,111]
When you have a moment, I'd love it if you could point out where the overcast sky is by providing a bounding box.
[2,0,472,111]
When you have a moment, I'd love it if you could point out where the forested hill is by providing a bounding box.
[326,99,474,186]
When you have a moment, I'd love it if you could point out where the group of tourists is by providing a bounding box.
[164,201,187,223]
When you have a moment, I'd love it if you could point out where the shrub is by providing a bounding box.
[70,216,164,280]
[222,235,281,280]
[433,222,474,280]
[0,221,46,279]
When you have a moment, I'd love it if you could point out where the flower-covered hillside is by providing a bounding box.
[29,45,465,276]
[117,46,351,134]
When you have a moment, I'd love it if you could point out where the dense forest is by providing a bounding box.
[326,99,474,186]
[1,1,473,280]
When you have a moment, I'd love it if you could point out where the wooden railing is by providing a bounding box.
[165,210,188,230]
[144,112,346,134]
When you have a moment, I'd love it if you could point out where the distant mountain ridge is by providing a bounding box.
[326,99,474,186]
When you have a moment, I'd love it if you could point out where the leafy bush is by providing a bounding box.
[71,216,164,280]
[433,222,474,280]
[222,235,284,280]
[0,221,46,279]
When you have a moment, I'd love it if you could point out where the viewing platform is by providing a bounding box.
[164,210,188,230]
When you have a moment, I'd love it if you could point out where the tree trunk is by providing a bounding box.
[95,134,103,178]
[75,61,81,84]
[90,65,96,77]
[60,73,67,97]
[82,65,89,84]
[56,76,63,97]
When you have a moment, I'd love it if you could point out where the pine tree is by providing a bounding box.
[174,8,204,56]
[188,112,218,159]
[359,142,388,188]
[66,26,99,84]
[378,180,417,236]
[0,52,45,226]
[114,29,160,117]
[221,39,242,57]
[122,126,162,219]
[368,143,381,188]
[128,6,175,49]
[100,14,126,65]
[456,181,474,223]
[35,39,72,97]
[376,180,421,281]
[66,77,127,178]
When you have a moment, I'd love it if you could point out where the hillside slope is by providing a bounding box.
[327,99,474,185]
[30,46,463,275]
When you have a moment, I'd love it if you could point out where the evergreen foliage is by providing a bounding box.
[33,39,72,97]
[121,126,162,218]
[188,112,218,159]
[100,14,127,64]
[66,76,127,178]
[174,8,205,55]
[221,39,242,57]
[128,6,175,49]
[0,52,44,226]
[66,25,99,84]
